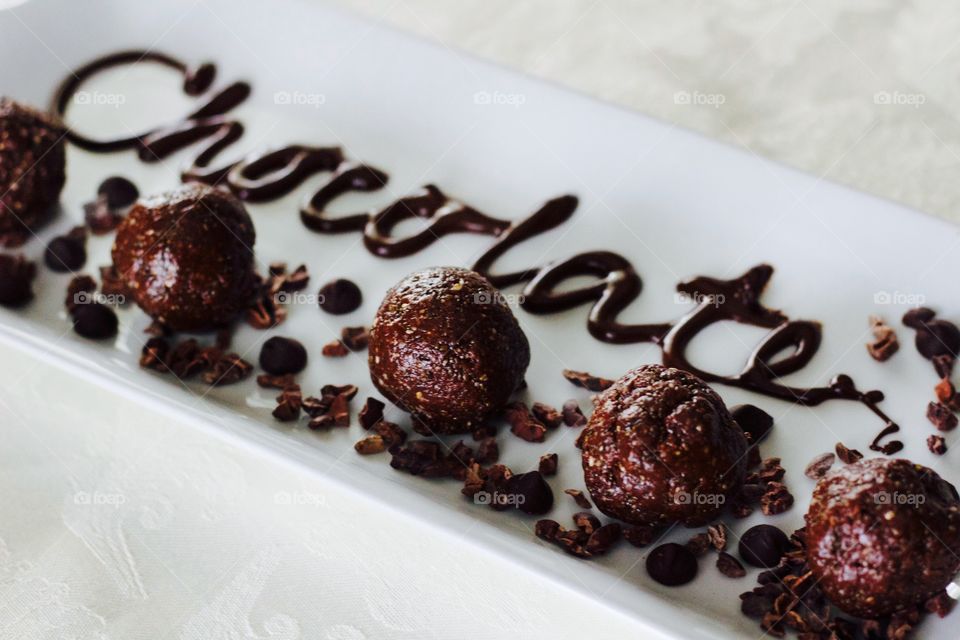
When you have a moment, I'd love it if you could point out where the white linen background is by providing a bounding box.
[3,1,960,639]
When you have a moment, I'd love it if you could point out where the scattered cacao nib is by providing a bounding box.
[535,514,620,558]
[354,434,387,455]
[738,525,789,568]
[538,452,558,476]
[273,264,309,293]
[924,590,954,618]
[707,523,728,552]
[760,482,794,516]
[359,397,385,429]
[322,339,349,357]
[259,336,308,375]
[272,385,302,422]
[390,440,448,477]
[573,511,601,535]
[933,354,955,380]
[804,452,835,480]
[564,488,592,509]
[731,404,774,445]
[0,254,36,307]
[302,395,332,418]
[72,303,118,340]
[646,543,698,587]
[531,402,563,429]
[257,373,296,389]
[83,196,123,234]
[321,383,358,400]
[318,278,362,314]
[535,519,561,541]
[139,337,169,371]
[98,176,139,209]
[0,230,28,248]
[373,420,406,447]
[561,400,586,427]
[927,401,958,431]
[716,552,746,578]
[143,320,169,337]
[835,442,863,464]
[340,325,370,351]
[475,437,499,464]
[308,392,351,429]
[99,265,130,301]
[562,369,614,392]
[505,402,547,443]
[623,524,659,548]
[471,423,497,441]
[902,307,960,364]
[686,533,712,557]
[934,378,959,408]
[927,435,947,455]
[215,327,233,351]
[65,274,96,312]
[44,226,87,272]
[202,353,253,386]
[752,457,786,484]
[866,315,899,362]
[585,523,622,556]
[247,291,286,329]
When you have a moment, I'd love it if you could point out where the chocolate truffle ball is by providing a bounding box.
[368,267,529,435]
[0,98,66,235]
[805,458,960,618]
[112,183,256,332]
[581,364,748,527]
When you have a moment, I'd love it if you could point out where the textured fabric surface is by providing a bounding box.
[330,0,960,223]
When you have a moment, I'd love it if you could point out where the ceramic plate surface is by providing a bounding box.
[2,1,959,638]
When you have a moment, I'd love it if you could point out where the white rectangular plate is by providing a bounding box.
[2,1,959,638]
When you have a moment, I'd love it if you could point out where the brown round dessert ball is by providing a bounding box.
[0,98,66,235]
[581,364,748,527]
[805,458,960,618]
[112,183,257,332]
[368,267,529,435]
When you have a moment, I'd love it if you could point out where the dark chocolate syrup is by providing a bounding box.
[52,51,900,450]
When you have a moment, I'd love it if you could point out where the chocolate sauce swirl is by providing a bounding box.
[51,51,901,451]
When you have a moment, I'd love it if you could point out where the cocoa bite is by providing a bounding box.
[581,364,748,527]
[368,267,529,435]
[805,457,960,619]
[112,183,257,332]
[0,98,66,236]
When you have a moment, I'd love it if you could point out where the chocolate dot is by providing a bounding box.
[738,524,789,568]
[259,336,307,375]
[916,320,960,360]
[730,404,774,445]
[504,471,554,515]
[98,176,139,209]
[318,279,362,315]
[646,543,698,586]
[72,303,118,339]
[44,236,86,272]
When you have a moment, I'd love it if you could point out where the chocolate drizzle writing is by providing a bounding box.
[52,51,900,452]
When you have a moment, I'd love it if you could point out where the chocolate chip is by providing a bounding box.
[98,176,139,209]
[318,278,362,314]
[562,369,614,392]
[738,525,789,568]
[804,452,835,479]
[928,434,948,455]
[321,340,348,357]
[564,488,592,509]
[505,471,554,515]
[646,543,698,586]
[531,402,563,429]
[561,400,586,427]
[538,452,558,476]
[505,402,546,442]
[71,303,118,339]
[917,320,960,360]
[903,307,935,329]
[359,397,385,429]
[0,254,35,307]
[927,401,958,432]
[44,231,86,272]
[716,552,746,578]
[259,336,307,375]
[835,442,863,464]
[731,404,774,445]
